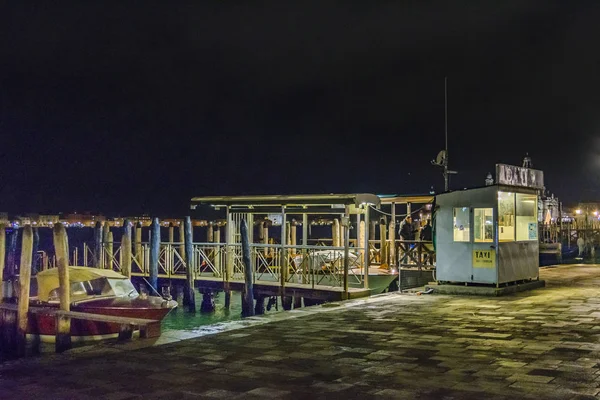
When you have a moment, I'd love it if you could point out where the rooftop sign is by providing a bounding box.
[496,164,544,189]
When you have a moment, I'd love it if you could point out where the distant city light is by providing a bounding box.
[576,209,582,214]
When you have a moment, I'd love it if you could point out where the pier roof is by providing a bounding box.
[190,193,380,209]
[377,194,435,204]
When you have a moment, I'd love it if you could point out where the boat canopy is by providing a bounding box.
[36,266,127,302]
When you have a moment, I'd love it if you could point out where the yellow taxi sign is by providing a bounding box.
[473,249,496,268]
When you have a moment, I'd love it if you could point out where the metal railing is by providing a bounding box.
[81,241,368,289]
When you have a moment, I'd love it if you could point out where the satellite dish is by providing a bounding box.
[431,150,446,166]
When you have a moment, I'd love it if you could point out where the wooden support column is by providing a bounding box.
[379,217,387,266]
[363,209,370,289]
[0,223,5,300]
[149,218,160,292]
[121,220,132,278]
[208,222,214,243]
[390,202,396,267]
[17,225,33,357]
[53,223,71,353]
[179,221,185,261]
[241,218,254,317]
[332,219,340,247]
[302,214,308,284]
[135,222,143,271]
[169,223,174,244]
[281,206,291,310]
[183,216,196,312]
[342,207,350,300]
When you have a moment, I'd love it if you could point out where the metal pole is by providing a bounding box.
[444,76,449,192]
[280,206,287,287]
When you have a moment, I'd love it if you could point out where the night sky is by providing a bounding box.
[1,2,597,216]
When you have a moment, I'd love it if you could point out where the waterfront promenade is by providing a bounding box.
[1,265,599,399]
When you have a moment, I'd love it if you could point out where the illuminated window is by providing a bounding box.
[453,207,470,242]
[498,191,515,242]
[516,193,537,241]
[474,208,494,242]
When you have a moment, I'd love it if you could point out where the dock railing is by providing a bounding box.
[82,242,367,290]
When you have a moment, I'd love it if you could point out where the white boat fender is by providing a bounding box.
[416,288,434,296]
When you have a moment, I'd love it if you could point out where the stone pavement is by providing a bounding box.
[1,264,600,399]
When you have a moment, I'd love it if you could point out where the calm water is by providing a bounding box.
[161,290,283,334]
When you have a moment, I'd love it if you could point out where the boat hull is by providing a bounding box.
[27,297,176,343]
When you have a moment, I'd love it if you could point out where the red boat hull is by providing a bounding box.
[27,296,176,343]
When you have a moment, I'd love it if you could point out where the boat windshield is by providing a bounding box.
[48,277,138,302]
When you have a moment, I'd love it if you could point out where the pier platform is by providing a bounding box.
[1,264,600,399]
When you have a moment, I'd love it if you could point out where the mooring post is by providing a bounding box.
[32,227,39,273]
[0,223,5,301]
[255,294,265,315]
[7,229,18,278]
[93,221,102,268]
[179,221,185,259]
[149,218,160,292]
[183,216,196,312]
[53,223,71,353]
[241,218,255,317]
[379,217,387,265]
[102,222,110,269]
[107,231,114,270]
[135,222,143,271]
[121,219,132,278]
[17,225,33,357]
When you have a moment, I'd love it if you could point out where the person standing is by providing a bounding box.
[577,236,585,258]
[420,219,432,241]
[398,216,415,265]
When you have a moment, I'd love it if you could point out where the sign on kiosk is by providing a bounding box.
[473,249,496,268]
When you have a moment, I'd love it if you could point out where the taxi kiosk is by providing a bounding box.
[435,164,543,286]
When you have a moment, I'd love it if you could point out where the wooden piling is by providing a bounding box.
[241,219,254,317]
[53,223,71,353]
[135,222,143,270]
[254,294,266,315]
[379,217,387,265]
[6,229,18,278]
[168,223,174,244]
[17,225,33,357]
[389,220,396,267]
[208,222,214,243]
[107,231,114,270]
[200,290,215,312]
[262,223,269,255]
[333,219,340,247]
[121,219,132,278]
[149,218,160,292]
[32,227,39,273]
[369,221,376,241]
[102,223,110,269]
[179,221,185,259]
[93,221,102,268]
[183,216,195,312]
[0,223,5,300]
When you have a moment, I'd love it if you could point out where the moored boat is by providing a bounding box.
[27,266,177,343]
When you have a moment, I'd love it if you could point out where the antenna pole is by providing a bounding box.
[444,76,449,192]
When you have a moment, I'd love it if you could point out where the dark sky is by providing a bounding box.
[1,1,597,216]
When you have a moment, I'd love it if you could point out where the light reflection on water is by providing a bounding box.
[161,290,283,334]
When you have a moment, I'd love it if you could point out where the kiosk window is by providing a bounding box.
[453,207,470,242]
[474,208,494,242]
[498,191,515,242]
[516,193,537,241]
